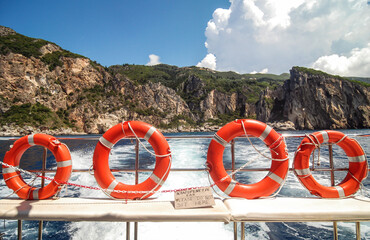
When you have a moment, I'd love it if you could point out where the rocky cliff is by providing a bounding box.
[0,26,194,135]
[180,75,254,121]
[257,67,370,130]
[1,26,369,136]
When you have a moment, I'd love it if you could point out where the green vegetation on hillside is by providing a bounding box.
[2,26,368,132]
[0,31,86,71]
[347,76,370,85]
[293,66,347,80]
[110,63,286,100]
[109,64,175,86]
[110,64,288,92]
[0,103,74,129]
[0,33,50,58]
[41,50,85,71]
[108,64,288,124]
[347,78,370,87]
[293,66,370,87]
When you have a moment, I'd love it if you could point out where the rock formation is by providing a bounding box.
[0,26,193,135]
[257,67,370,130]
[1,26,369,136]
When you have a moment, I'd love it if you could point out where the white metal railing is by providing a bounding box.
[0,133,369,240]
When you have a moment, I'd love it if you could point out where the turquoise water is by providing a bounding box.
[0,129,369,239]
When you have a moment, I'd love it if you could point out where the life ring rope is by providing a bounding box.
[207,119,290,199]
[125,121,172,158]
[27,175,41,199]
[213,133,228,147]
[2,129,367,200]
[293,130,368,198]
[1,134,72,200]
[123,120,172,200]
[295,132,367,174]
[1,160,174,196]
[93,121,172,199]
[241,120,289,162]
[296,132,348,167]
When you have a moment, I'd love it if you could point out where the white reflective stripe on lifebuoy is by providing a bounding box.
[28,134,35,146]
[348,155,366,163]
[57,160,72,168]
[272,157,289,162]
[144,126,157,141]
[295,168,311,176]
[259,125,272,141]
[99,136,114,149]
[319,131,329,143]
[267,172,284,184]
[33,189,39,199]
[107,179,119,192]
[224,179,237,195]
[213,133,228,147]
[150,173,164,185]
[2,166,19,173]
[334,186,345,198]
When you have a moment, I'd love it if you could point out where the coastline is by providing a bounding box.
[1,120,365,137]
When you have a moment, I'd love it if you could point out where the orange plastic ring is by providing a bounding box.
[207,119,289,199]
[93,121,171,199]
[3,134,72,199]
[294,130,368,198]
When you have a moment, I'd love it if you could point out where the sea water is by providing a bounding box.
[0,129,369,240]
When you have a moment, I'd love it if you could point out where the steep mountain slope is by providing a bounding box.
[1,26,369,135]
[257,67,370,129]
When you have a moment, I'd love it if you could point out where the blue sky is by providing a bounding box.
[1,0,369,76]
[0,0,229,67]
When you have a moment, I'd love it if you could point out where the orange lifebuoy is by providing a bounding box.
[207,119,289,199]
[93,121,171,199]
[294,130,368,198]
[2,134,72,200]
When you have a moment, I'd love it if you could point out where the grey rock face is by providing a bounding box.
[257,68,370,129]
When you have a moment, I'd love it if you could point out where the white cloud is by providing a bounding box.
[251,68,269,74]
[200,0,370,76]
[312,43,370,77]
[146,54,161,66]
[196,53,217,70]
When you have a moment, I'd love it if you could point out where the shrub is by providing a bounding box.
[0,103,74,129]
[0,102,51,126]
[0,33,49,58]
[293,66,370,87]
[41,50,85,71]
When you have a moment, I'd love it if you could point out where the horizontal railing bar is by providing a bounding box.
[22,167,358,173]
[1,133,369,141]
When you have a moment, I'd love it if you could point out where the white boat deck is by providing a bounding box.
[1,197,369,223]
[224,197,370,222]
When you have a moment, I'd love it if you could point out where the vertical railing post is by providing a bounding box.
[328,144,339,240]
[333,222,338,240]
[38,147,47,240]
[126,138,140,240]
[356,222,361,240]
[328,144,335,186]
[135,140,139,185]
[134,139,139,240]
[231,139,235,180]
[233,222,238,240]
[41,147,47,189]
[17,220,22,240]
[241,222,245,240]
[231,140,238,240]
[126,222,130,240]
[134,222,138,240]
